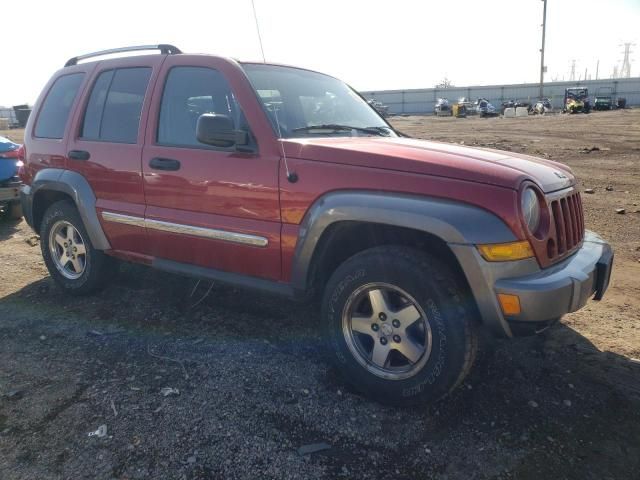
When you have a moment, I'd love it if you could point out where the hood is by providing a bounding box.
[283,137,574,193]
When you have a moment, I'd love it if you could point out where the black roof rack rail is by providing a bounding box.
[64,44,182,67]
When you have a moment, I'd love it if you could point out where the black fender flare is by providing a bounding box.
[23,168,111,250]
[289,190,517,292]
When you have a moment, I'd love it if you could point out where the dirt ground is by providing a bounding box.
[1,110,639,480]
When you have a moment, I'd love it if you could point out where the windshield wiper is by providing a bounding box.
[292,124,390,136]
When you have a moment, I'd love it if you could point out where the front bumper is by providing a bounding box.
[451,231,613,337]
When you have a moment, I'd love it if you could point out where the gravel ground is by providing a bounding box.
[1,110,639,479]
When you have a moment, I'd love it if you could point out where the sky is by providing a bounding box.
[1,0,638,106]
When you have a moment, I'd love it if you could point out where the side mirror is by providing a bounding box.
[196,113,248,148]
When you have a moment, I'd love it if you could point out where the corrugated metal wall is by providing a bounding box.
[362,77,640,114]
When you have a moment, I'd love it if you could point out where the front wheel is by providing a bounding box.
[322,246,477,406]
[40,200,116,295]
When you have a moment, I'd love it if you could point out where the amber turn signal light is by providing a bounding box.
[477,241,534,262]
[497,293,521,316]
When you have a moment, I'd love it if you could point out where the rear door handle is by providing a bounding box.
[149,157,181,171]
[68,150,90,161]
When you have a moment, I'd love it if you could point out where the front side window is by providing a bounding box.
[241,64,395,139]
[81,67,151,143]
[34,73,85,139]
[158,67,245,148]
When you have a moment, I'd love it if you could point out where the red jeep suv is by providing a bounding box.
[20,45,613,405]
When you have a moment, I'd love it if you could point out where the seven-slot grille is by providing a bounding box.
[549,191,584,259]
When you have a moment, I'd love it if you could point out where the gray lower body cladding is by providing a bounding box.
[451,231,613,337]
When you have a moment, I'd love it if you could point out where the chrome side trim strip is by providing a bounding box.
[145,218,269,247]
[101,211,146,228]
[101,211,269,247]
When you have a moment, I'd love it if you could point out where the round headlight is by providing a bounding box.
[521,187,541,234]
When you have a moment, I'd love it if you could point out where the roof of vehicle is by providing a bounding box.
[62,44,331,78]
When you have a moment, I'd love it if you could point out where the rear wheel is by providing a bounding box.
[322,246,477,406]
[40,200,116,295]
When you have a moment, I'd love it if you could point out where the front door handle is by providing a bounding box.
[68,150,90,161]
[149,157,181,171]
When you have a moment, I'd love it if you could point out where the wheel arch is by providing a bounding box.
[290,190,518,299]
[29,168,110,250]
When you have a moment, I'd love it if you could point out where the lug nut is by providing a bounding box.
[392,319,400,328]
[393,335,401,343]
[378,312,387,321]
[380,337,388,345]
[371,323,379,332]
[73,247,77,252]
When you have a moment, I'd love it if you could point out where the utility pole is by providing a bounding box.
[539,0,547,99]
[595,59,599,80]
[570,60,576,82]
[620,43,635,78]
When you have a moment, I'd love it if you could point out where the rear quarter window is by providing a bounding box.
[34,73,85,139]
[81,67,152,143]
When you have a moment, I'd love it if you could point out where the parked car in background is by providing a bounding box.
[434,98,452,116]
[476,98,498,117]
[0,136,23,219]
[367,99,389,117]
[593,88,613,111]
[20,45,613,406]
[532,98,553,115]
[563,88,591,114]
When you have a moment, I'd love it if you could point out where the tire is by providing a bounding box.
[40,200,116,295]
[322,246,478,406]
[8,201,22,220]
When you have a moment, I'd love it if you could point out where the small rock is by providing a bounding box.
[301,388,310,395]
[39,335,46,341]
[528,400,539,408]
[160,387,179,397]
[568,383,575,389]
[25,236,40,246]
[297,442,331,456]
[584,188,595,194]
[186,456,196,464]
[88,425,108,438]
[605,186,614,191]
[425,447,432,454]
[563,399,572,407]
[5,390,24,400]
[615,208,626,214]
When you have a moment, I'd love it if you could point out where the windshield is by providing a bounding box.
[568,89,587,99]
[241,64,395,139]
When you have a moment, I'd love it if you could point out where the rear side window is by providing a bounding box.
[81,67,151,143]
[34,73,85,139]
[158,67,244,148]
